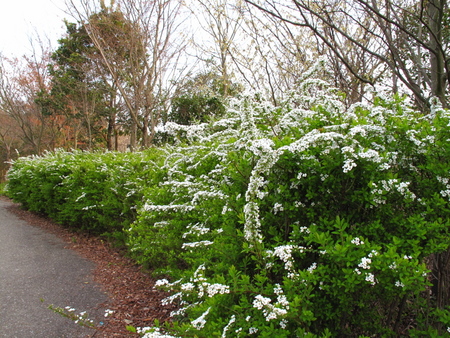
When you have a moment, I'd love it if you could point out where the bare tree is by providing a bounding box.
[0,51,59,155]
[0,108,17,180]
[68,0,185,149]
[191,0,244,97]
[232,3,317,104]
[245,0,450,110]
[192,0,371,106]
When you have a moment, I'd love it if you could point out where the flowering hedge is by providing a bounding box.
[127,85,450,336]
[7,73,450,336]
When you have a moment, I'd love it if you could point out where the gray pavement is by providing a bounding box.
[0,199,109,337]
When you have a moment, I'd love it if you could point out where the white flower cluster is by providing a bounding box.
[395,281,405,288]
[182,223,210,238]
[437,176,450,199]
[191,307,211,330]
[221,314,236,337]
[299,226,310,234]
[161,292,183,306]
[406,129,424,148]
[281,130,344,156]
[181,240,214,250]
[104,309,114,317]
[205,283,231,297]
[353,254,378,285]
[158,264,230,315]
[249,138,275,157]
[273,202,284,214]
[351,237,364,245]
[370,179,416,205]
[191,190,226,205]
[252,284,290,323]
[358,149,382,163]
[165,122,209,142]
[266,244,305,278]
[307,262,318,273]
[253,295,288,321]
[60,306,95,326]
[365,273,376,285]
[138,326,179,338]
[342,159,357,173]
[153,221,170,228]
[143,203,195,213]
[358,257,372,269]
[154,278,171,287]
[243,145,280,244]
[243,201,264,243]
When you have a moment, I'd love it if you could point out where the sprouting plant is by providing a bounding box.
[48,304,96,328]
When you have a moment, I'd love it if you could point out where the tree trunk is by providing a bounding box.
[130,120,137,151]
[107,111,116,151]
[428,0,447,107]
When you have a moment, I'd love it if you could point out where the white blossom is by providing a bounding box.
[273,202,284,214]
[365,273,376,285]
[395,281,405,288]
[162,292,183,306]
[182,241,214,249]
[221,315,236,337]
[342,159,357,173]
[358,257,372,270]
[191,307,211,330]
[104,309,114,317]
[351,237,364,245]
[307,262,317,273]
[249,327,258,334]
[206,283,230,297]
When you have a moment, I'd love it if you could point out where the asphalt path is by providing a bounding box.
[0,199,109,337]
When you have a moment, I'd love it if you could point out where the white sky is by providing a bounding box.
[0,0,71,57]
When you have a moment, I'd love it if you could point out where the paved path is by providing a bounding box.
[0,199,109,337]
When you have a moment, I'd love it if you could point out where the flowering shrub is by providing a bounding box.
[127,84,450,336]
[7,70,450,336]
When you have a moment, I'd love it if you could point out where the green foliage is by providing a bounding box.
[0,182,7,196]
[170,94,225,125]
[7,73,450,336]
[127,85,450,336]
[7,148,166,235]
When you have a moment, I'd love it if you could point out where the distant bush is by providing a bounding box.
[7,149,167,235]
[7,70,450,336]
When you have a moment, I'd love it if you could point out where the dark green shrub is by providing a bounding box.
[7,148,167,235]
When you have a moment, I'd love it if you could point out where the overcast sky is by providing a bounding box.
[0,0,71,57]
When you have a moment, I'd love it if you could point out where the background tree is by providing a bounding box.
[191,0,244,98]
[37,21,112,150]
[233,3,317,104]
[0,108,18,180]
[0,53,58,155]
[168,70,231,125]
[245,0,450,110]
[68,0,186,149]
